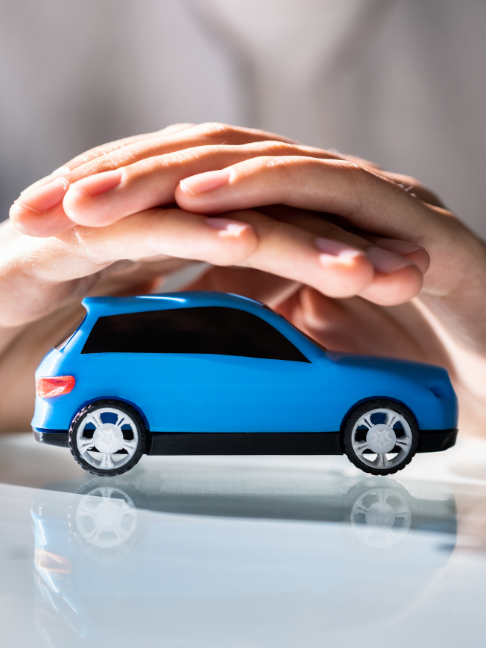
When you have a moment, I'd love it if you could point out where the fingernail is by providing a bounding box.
[13,177,69,214]
[316,237,365,266]
[68,168,123,198]
[20,166,71,195]
[205,217,250,237]
[180,169,233,195]
[367,246,415,274]
[374,238,425,257]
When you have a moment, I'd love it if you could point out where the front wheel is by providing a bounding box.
[342,400,419,476]
[69,400,147,477]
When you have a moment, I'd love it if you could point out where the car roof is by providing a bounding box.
[81,291,266,317]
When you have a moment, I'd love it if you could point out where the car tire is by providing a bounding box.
[69,400,148,477]
[342,399,419,476]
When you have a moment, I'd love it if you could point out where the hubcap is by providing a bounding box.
[351,407,413,470]
[92,424,124,454]
[366,424,396,454]
[75,407,139,471]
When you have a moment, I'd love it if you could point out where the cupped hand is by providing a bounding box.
[6,123,430,324]
[11,122,299,237]
[6,122,485,434]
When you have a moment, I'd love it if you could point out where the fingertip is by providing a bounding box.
[63,187,111,227]
[372,238,430,274]
[63,169,124,226]
[402,248,430,274]
[317,249,374,298]
[204,216,258,265]
[360,263,424,306]
[62,186,89,224]
[9,202,73,237]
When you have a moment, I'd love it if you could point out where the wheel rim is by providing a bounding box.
[74,486,137,548]
[351,407,413,470]
[350,487,412,548]
[76,407,139,471]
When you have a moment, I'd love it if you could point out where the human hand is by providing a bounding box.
[9,122,428,322]
[5,122,484,434]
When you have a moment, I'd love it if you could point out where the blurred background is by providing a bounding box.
[1,0,485,235]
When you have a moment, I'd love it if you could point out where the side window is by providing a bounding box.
[82,306,309,362]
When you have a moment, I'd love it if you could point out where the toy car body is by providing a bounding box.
[32,291,458,476]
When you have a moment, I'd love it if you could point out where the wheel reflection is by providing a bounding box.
[72,486,138,549]
[350,487,412,548]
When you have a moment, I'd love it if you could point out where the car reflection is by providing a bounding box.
[31,471,457,646]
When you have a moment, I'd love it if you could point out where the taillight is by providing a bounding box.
[36,376,75,398]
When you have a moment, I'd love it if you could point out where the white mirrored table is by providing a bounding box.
[1,432,486,647]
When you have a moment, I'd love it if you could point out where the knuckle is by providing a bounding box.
[336,161,371,192]
[396,175,426,194]
[339,160,366,177]
[197,122,234,141]
[334,161,373,216]
[262,141,294,155]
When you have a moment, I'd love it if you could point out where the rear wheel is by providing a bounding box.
[69,400,147,477]
[342,399,419,476]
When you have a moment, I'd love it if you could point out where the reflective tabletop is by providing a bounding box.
[2,432,486,647]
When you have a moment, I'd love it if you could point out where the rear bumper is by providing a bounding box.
[33,427,458,454]
[33,429,69,448]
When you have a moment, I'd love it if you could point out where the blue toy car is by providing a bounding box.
[32,291,458,477]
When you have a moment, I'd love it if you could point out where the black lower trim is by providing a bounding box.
[418,428,458,453]
[33,429,69,448]
[148,432,343,456]
[33,426,458,456]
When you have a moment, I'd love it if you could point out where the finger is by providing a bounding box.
[20,123,196,196]
[55,210,259,277]
[63,143,344,227]
[10,141,345,237]
[212,208,423,304]
[256,204,430,276]
[19,122,295,199]
[175,156,446,250]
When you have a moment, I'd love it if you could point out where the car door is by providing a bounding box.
[147,305,323,432]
